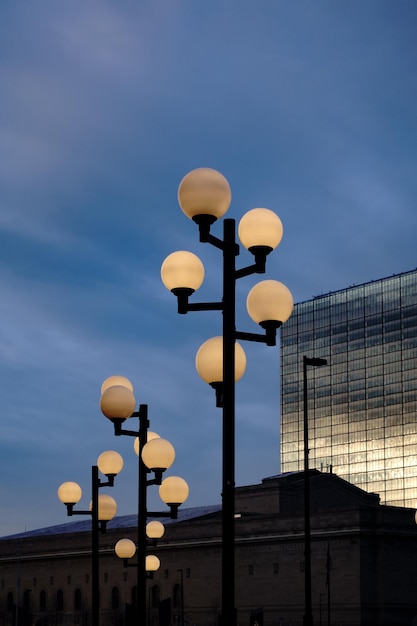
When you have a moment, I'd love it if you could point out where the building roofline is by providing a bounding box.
[298,267,417,304]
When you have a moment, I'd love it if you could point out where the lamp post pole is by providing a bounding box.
[58,452,121,626]
[161,168,294,626]
[303,356,327,626]
[222,218,237,624]
[91,465,100,626]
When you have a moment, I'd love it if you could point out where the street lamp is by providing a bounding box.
[303,356,328,626]
[100,375,189,626]
[57,450,122,626]
[161,167,293,626]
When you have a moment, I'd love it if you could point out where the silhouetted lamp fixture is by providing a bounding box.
[100,375,189,626]
[161,167,293,626]
[57,450,122,626]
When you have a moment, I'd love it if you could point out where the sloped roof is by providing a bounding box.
[2,505,222,540]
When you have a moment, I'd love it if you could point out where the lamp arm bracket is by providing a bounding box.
[235,262,264,280]
[114,426,140,438]
[235,330,276,347]
[146,475,162,488]
[204,233,225,250]
[67,509,91,517]
[200,231,240,256]
[147,509,177,519]
[98,478,114,489]
[186,301,223,312]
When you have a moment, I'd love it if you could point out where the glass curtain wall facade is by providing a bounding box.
[280,269,417,507]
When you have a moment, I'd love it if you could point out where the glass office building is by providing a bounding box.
[280,269,417,507]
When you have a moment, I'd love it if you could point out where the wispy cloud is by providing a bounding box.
[0,0,416,535]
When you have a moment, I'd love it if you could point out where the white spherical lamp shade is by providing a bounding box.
[142,438,176,471]
[115,538,136,559]
[161,251,204,292]
[246,280,293,325]
[97,450,124,477]
[58,481,82,505]
[146,555,161,572]
[100,385,136,420]
[238,208,283,251]
[134,431,160,457]
[101,375,134,394]
[159,476,189,505]
[90,494,117,521]
[195,336,246,384]
[178,168,231,220]
[146,520,165,540]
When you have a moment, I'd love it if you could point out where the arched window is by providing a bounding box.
[39,591,47,612]
[172,584,181,609]
[56,589,64,612]
[74,588,82,611]
[111,587,120,610]
[150,585,160,609]
[23,590,31,612]
[7,592,14,612]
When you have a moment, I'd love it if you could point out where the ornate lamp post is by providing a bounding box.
[100,376,189,626]
[57,450,122,626]
[161,168,293,626]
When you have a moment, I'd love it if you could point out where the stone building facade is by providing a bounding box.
[1,471,417,626]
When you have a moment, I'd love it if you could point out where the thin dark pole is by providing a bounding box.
[303,356,327,626]
[137,405,149,626]
[303,356,313,626]
[222,218,237,626]
[91,466,99,626]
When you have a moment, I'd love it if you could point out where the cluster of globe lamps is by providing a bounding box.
[58,375,189,579]
[57,167,294,626]
[160,167,294,626]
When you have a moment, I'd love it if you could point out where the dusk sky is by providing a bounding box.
[1,1,416,537]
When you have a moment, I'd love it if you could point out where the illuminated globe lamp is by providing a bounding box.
[100,385,136,422]
[159,476,189,518]
[177,167,232,237]
[146,555,161,578]
[57,481,82,515]
[97,450,124,485]
[101,375,134,394]
[134,431,160,457]
[141,438,176,483]
[161,250,204,314]
[146,520,165,544]
[246,279,294,346]
[115,538,137,562]
[195,336,247,407]
[238,207,284,269]
[89,494,117,531]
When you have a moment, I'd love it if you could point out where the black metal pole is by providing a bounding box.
[91,466,99,626]
[222,218,237,626]
[303,356,327,626]
[137,406,149,626]
[303,356,312,626]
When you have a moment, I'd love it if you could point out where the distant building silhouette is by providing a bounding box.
[1,472,417,626]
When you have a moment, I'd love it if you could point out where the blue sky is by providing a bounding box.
[1,1,416,537]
